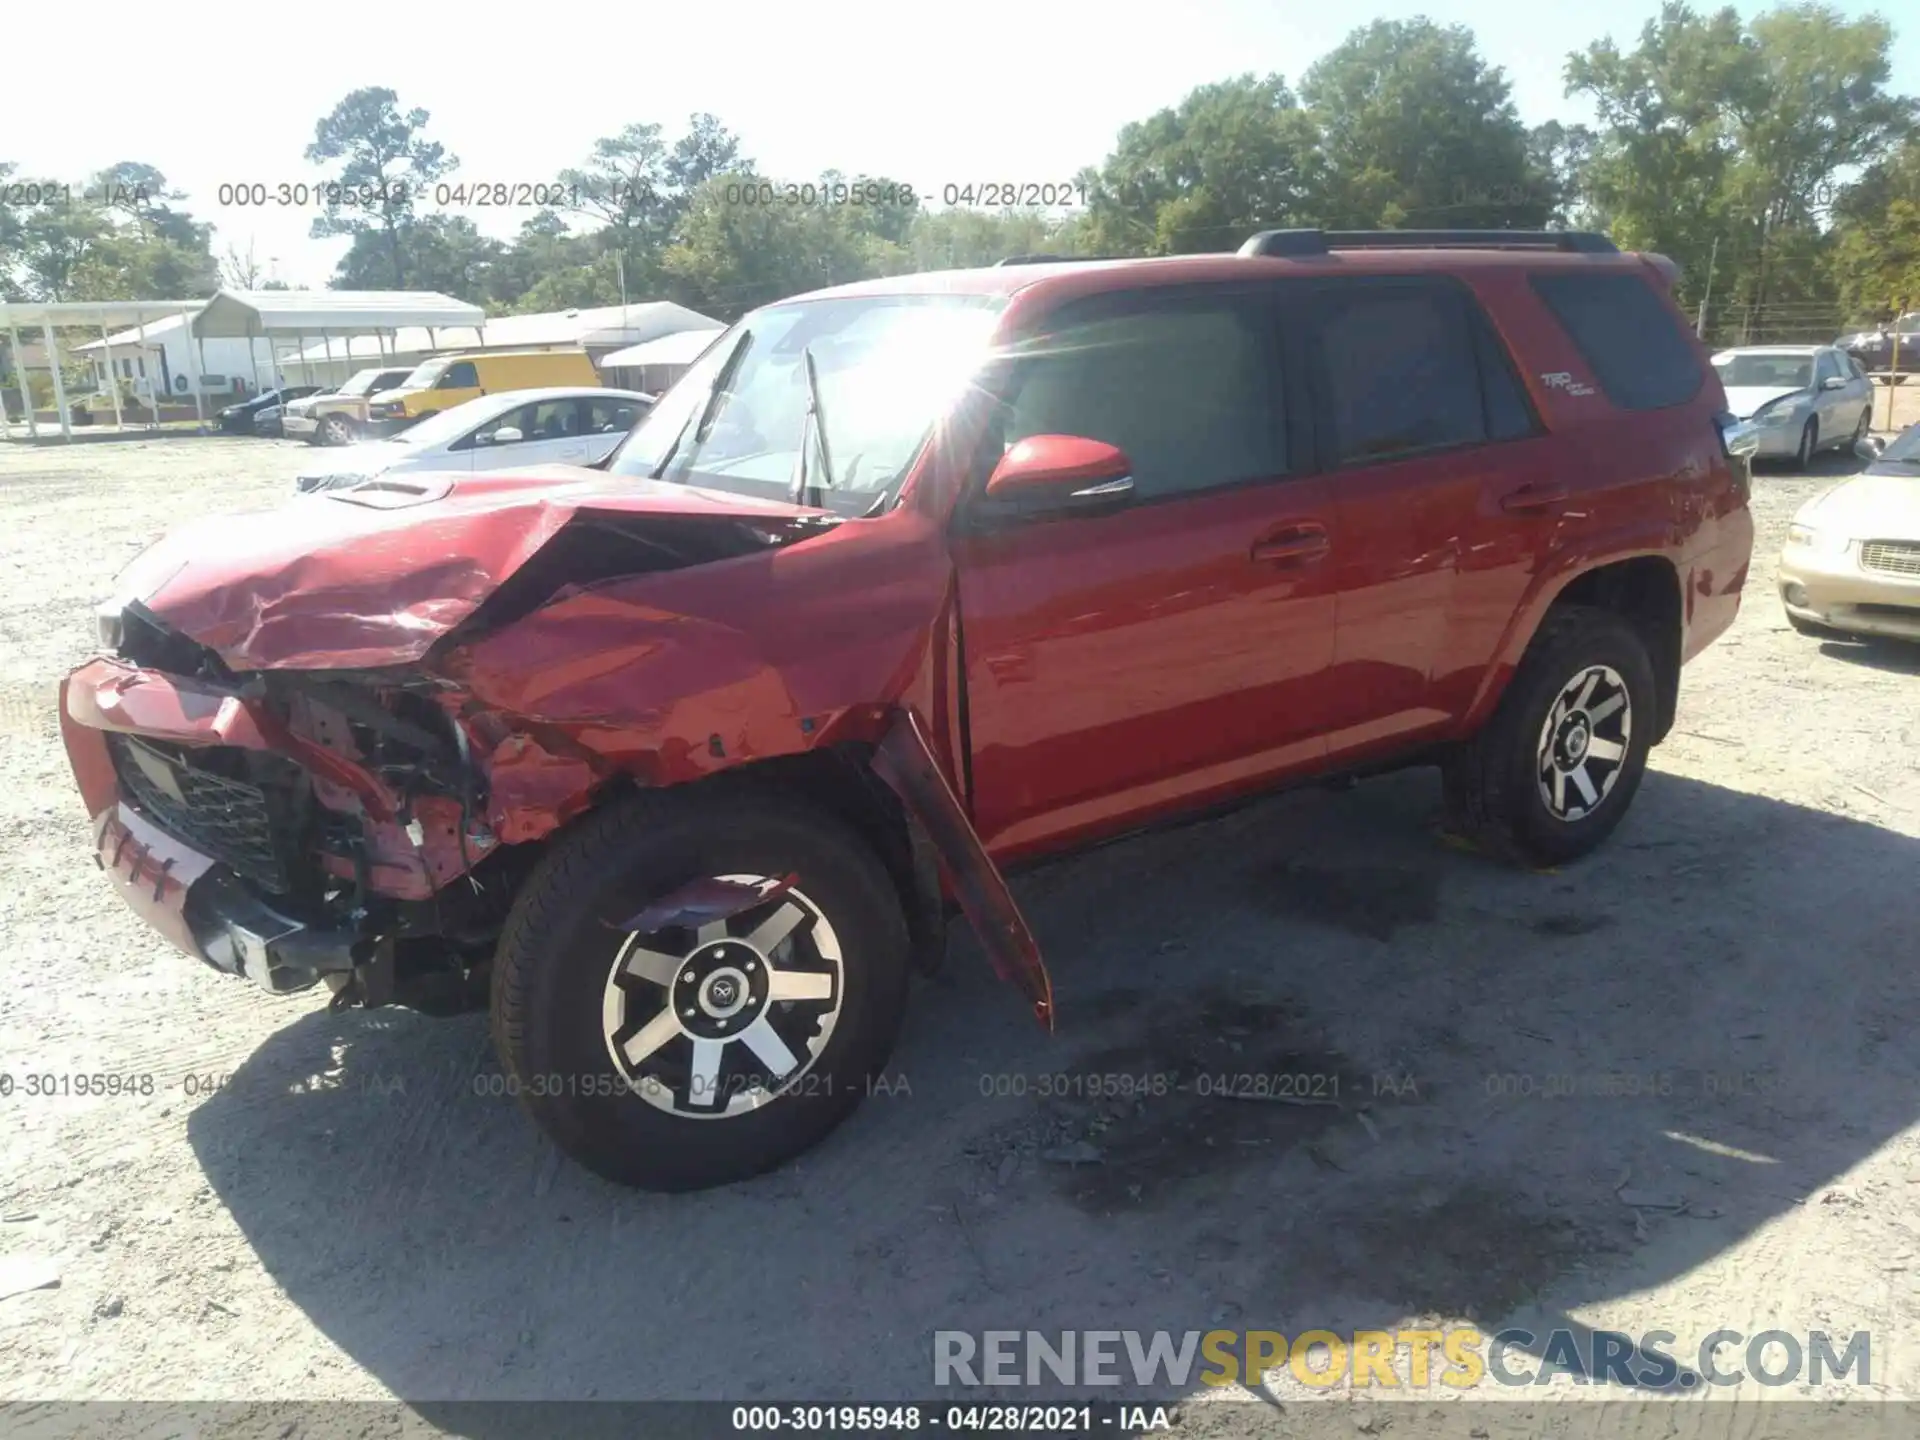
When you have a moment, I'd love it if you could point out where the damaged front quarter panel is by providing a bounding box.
[119,473,1055,1022]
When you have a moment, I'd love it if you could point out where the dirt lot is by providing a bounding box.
[2,431,1919,1427]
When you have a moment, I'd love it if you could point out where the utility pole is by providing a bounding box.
[1695,236,1720,339]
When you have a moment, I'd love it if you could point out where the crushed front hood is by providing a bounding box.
[116,467,831,671]
[1721,384,1807,419]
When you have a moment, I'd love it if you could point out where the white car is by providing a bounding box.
[1779,429,1920,643]
[1711,344,1875,469]
[293,387,655,493]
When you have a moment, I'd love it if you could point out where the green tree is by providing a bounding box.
[1566,1,1758,291]
[905,208,1069,269]
[1078,74,1325,254]
[1301,19,1549,229]
[1728,4,1914,320]
[657,172,898,318]
[559,114,747,288]
[1831,138,1920,323]
[305,88,458,288]
[1566,2,1911,333]
[490,210,603,310]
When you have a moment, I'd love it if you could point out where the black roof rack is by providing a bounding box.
[1238,228,1618,258]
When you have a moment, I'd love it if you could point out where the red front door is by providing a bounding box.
[949,284,1340,864]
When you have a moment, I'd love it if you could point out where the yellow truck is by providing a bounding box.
[365,349,599,433]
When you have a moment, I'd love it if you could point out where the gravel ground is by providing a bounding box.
[1,431,1918,1427]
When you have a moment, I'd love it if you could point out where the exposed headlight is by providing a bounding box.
[1786,523,1849,554]
[1755,401,1804,427]
[95,599,123,650]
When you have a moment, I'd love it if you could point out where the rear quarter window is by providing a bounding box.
[1530,271,1703,412]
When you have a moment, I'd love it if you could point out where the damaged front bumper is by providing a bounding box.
[60,660,417,995]
[91,802,360,993]
[69,739,360,1001]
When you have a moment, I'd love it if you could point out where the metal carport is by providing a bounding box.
[2,300,209,442]
[188,290,487,421]
[3,290,486,443]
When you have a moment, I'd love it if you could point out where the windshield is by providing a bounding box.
[403,358,448,389]
[388,396,519,448]
[606,293,1005,515]
[338,369,385,397]
[1714,353,1813,389]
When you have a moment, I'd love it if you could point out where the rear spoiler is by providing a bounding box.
[1640,252,1683,290]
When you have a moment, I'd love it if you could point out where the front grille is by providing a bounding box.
[107,734,301,893]
[1861,542,1920,579]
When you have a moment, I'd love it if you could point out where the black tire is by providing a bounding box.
[1443,605,1656,867]
[1795,417,1818,469]
[490,784,910,1191]
[1853,407,1871,445]
[319,415,355,446]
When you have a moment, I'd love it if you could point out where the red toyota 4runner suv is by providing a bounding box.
[62,229,1757,1190]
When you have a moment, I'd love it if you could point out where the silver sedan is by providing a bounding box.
[1711,344,1875,468]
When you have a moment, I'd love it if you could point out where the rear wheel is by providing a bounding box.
[490,786,910,1191]
[1443,606,1656,867]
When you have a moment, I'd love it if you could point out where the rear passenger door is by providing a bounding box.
[952,284,1341,860]
[1302,277,1547,757]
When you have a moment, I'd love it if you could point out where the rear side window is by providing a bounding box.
[996,298,1286,501]
[1530,272,1702,411]
[1312,284,1486,463]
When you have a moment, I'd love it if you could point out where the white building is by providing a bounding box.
[277,301,723,388]
[74,314,281,401]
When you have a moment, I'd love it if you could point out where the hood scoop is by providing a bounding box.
[326,476,456,509]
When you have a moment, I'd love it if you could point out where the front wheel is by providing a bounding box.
[1443,606,1656,867]
[1795,418,1818,469]
[490,786,910,1191]
[319,415,356,446]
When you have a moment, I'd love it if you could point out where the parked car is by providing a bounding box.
[216,386,323,436]
[62,228,1754,1192]
[282,368,413,446]
[1710,345,1874,468]
[363,349,599,434]
[292,388,653,493]
[1779,427,1920,643]
[1836,312,1920,375]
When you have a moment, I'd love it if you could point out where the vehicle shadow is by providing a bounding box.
[187,764,1920,1422]
[1758,448,1868,480]
[1816,636,1920,676]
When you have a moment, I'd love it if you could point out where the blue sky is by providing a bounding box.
[4,0,1915,290]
